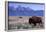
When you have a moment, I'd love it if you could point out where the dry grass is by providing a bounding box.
[8,16,44,30]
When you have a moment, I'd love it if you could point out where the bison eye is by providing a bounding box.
[19,17,22,18]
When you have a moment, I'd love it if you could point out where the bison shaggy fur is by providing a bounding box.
[29,16,42,26]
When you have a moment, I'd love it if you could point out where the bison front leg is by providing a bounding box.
[29,21,31,24]
[33,23,36,26]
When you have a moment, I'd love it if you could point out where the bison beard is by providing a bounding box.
[29,16,42,26]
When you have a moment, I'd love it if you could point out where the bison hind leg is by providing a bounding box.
[39,21,42,25]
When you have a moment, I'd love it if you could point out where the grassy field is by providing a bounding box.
[8,23,44,30]
[8,16,44,30]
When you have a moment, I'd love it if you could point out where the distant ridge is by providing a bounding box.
[8,5,44,16]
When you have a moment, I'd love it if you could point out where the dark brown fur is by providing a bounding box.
[29,16,42,26]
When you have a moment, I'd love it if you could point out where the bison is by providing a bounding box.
[29,16,42,26]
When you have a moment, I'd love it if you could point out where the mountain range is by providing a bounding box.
[8,6,44,16]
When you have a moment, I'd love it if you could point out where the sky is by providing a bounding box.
[9,3,44,10]
[8,2,44,16]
